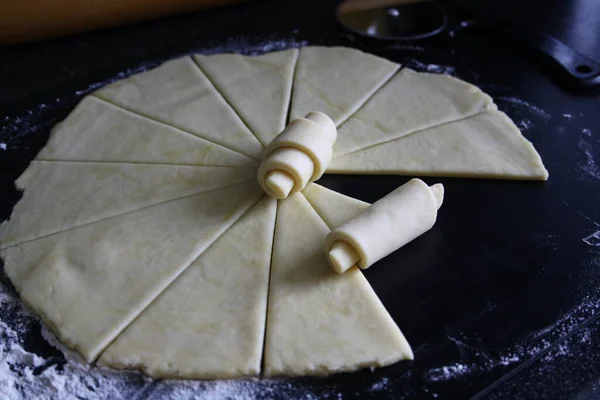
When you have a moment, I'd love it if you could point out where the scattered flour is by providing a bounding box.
[0,278,346,399]
[578,137,600,180]
[496,97,552,121]
[368,376,390,392]
[583,231,600,247]
[426,364,471,382]
[404,58,456,75]
[0,143,6,150]
[517,119,534,131]
[384,44,425,52]
[425,295,600,383]
[582,128,592,137]
[563,114,576,120]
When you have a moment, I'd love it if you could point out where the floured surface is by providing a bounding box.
[263,193,412,377]
[99,196,276,379]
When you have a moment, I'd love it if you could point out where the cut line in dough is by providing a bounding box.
[194,49,298,147]
[328,109,549,180]
[332,68,495,158]
[98,196,276,379]
[290,46,400,126]
[93,57,264,160]
[1,181,263,362]
[0,162,256,249]
[263,193,412,377]
[37,96,258,168]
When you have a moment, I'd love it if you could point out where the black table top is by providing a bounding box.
[1,0,599,399]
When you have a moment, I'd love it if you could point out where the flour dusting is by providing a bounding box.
[578,137,600,180]
[0,143,6,150]
[0,277,347,399]
[384,44,425,52]
[583,231,600,247]
[496,97,552,121]
[0,281,153,400]
[517,119,534,131]
[404,58,456,75]
[425,295,600,383]
[192,33,308,57]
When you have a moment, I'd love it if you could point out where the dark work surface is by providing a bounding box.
[1,0,600,399]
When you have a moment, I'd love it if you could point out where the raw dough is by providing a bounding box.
[329,110,549,180]
[0,162,255,248]
[290,46,399,126]
[302,183,369,229]
[257,112,336,198]
[331,68,495,158]
[263,193,413,377]
[36,96,257,167]
[1,181,263,361]
[94,57,263,160]
[194,49,298,147]
[99,196,276,379]
[324,179,442,274]
[0,46,550,380]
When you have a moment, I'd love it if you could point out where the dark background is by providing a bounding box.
[1,0,600,398]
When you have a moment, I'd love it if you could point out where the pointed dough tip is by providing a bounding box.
[265,170,294,199]
[429,183,444,209]
[327,240,360,274]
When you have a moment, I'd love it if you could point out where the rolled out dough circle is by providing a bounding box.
[0,45,548,380]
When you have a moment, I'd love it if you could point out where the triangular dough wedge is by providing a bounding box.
[0,161,255,248]
[37,97,257,167]
[99,196,276,379]
[333,68,496,157]
[302,183,369,229]
[0,181,263,362]
[290,46,399,126]
[194,49,298,147]
[263,193,412,377]
[328,110,549,180]
[93,57,263,159]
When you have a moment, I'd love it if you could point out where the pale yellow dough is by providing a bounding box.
[1,181,263,361]
[302,183,369,229]
[36,97,257,167]
[94,57,263,160]
[290,46,399,125]
[99,196,276,379]
[0,162,255,248]
[324,179,441,274]
[263,193,413,377]
[329,110,549,179]
[257,112,337,198]
[194,49,298,147]
[0,46,550,381]
[332,68,495,158]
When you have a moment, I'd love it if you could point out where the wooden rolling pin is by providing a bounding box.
[0,0,248,46]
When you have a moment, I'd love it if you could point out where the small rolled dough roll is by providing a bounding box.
[324,178,444,274]
[258,112,336,199]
